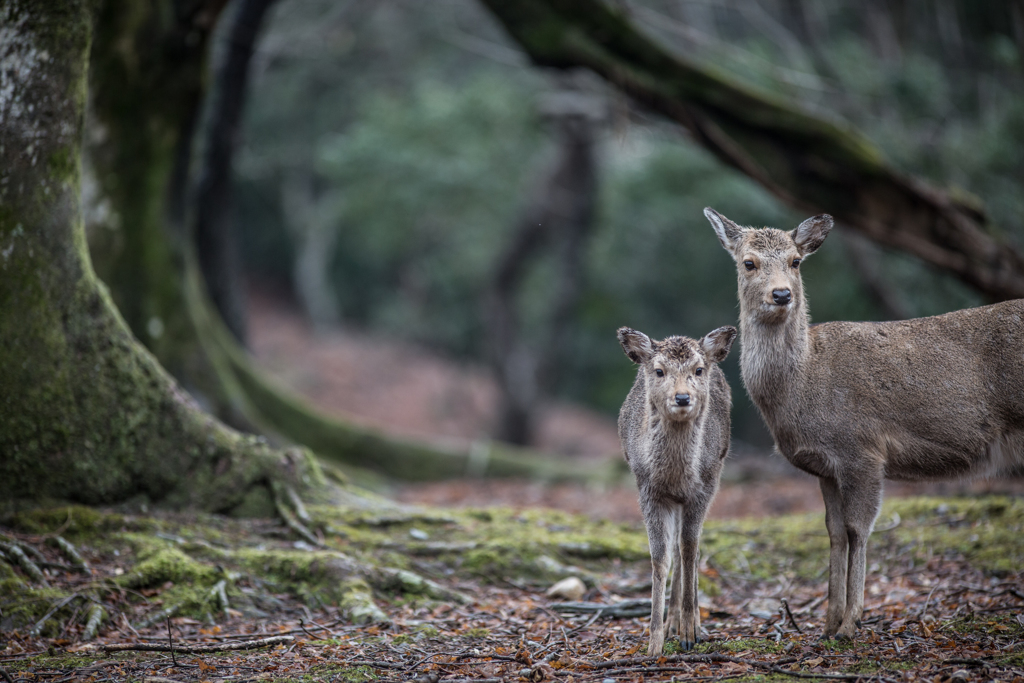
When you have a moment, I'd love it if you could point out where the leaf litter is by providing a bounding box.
[1,496,1022,683]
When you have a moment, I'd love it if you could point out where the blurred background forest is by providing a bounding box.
[133,0,1024,483]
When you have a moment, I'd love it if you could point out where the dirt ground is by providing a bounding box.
[247,288,1024,524]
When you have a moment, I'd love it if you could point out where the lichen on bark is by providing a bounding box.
[0,0,323,514]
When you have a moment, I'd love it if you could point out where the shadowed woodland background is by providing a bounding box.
[219,0,1021,454]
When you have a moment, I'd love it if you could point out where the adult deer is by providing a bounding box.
[704,207,1024,639]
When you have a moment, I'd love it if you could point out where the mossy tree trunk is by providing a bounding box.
[70,0,589,484]
[0,0,325,513]
[83,0,222,387]
[480,0,1024,302]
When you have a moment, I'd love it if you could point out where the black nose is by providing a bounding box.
[674,394,690,407]
[772,288,792,305]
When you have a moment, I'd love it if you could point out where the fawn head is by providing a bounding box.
[618,326,736,423]
[704,208,833,325]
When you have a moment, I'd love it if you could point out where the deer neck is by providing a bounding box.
[738,304,810,424]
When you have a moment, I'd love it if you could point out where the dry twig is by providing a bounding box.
[100,635,295,654]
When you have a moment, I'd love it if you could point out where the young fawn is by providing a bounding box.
[617,325,737,654]
[704,207,1024,640]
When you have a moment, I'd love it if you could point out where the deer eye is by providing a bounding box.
[743,260,756,271]
[791,258,801,268]
[695,367,703,376]
[655,368,664,377]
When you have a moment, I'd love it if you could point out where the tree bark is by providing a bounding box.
[74,0,587,483]
[0,1,595,517]
[480,0,1024,302]
[193,0,282,346]
[488,94,600,445]
[0,0,320,513]
[84,0,225,392]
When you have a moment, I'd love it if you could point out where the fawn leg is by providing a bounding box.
[667,507,683,638]
[836,477,882,639]
[819,476,848,638]
[677,507,705,650]
[643,502,674,655]
[679,528,704,651]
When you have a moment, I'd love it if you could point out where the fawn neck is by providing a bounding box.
[647,396,706,476]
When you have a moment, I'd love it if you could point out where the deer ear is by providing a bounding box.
[704,207,745,252]
[791,214,833,255]
[618,327,653,364]
[700,326,737,363]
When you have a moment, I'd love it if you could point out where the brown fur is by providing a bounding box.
[617,325,736,653]
[705,206,1024,640]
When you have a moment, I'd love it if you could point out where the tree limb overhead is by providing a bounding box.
[480,0,1024,301]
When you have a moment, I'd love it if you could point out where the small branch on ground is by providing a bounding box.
[589,654,874,680]
[101,635,295,654]
[782,598,804,633]
[550,599,650,618]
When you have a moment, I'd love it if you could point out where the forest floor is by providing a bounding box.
[1,499,1023,683]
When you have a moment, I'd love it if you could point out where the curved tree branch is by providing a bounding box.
[480,0,1024,301]
[193,0,282,346]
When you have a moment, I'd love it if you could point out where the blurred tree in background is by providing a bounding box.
[234,0,1022,447]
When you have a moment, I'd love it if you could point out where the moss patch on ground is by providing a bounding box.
[3,495,1023,636]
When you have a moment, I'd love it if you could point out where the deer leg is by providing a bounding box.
[643,503,674,655]
[836,478,883,640]
[667,507,683,639]
[677,523,702,650]
[819,476,848,638]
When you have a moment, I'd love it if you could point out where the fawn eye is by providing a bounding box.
[695,367,703,376]
[654,368,664,377]
[743,260,756,271]
[791,258,801,268]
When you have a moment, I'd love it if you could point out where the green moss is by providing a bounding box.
[414,624,440,638]
[695,638,785,655]
[6,505,137,539]
[338,579,387,624]
[882,497,1024,574]
[329,665,378,683]
[1,653,111,673]
[662,639,686,654]
[118,545,219,588]
[940,613,1024,638]
[0,581,75,634]
[817,638,857,652]
[464,627,490,638]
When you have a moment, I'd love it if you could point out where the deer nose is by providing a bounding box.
[772,288,792,305]
[674,393,691,407]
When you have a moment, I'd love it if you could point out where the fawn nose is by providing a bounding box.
[674,393,691,407]
[772,288,792,305]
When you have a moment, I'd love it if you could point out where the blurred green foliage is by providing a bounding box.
[316,74,544,353]
[237,0,1021,446]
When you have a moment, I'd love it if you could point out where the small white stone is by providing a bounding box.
[546,576,586,601]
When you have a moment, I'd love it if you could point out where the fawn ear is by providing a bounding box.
[704,207,745,253]
[700,326,737,363]
[618,327,653,364]
[791,214,833,256]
